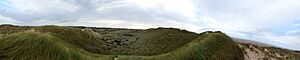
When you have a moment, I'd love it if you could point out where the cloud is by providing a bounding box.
[1,0,201,29]
[198,0,300,29]
[0,0,300,50]
[195,0,300,50]
[0,15,18,24]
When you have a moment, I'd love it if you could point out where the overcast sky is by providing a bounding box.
[0,0,300,50]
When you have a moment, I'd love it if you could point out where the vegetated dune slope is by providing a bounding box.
[0,31,111,60]
[233,38,300,60]
[0,24,243,60]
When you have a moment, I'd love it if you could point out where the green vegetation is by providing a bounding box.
[0,25,244,60]
[34,26,107,54]
[120,28,199,55]
[0,31,111,60]
[116,32,243,60]
[0,24,32,34]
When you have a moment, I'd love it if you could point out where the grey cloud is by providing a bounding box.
[0,0,193,25]
[0,0,123,23]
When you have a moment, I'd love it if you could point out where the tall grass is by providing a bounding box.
[121,28,199,55]
[0,31,113,60]
[34,26,107,54]
[116,32,244,60]
[0,25,244,60]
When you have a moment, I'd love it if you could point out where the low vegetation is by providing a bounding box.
[0,31,111,60]
[0,25,244,60]
[237,42,300,60]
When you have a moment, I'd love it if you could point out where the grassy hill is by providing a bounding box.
[0,25,244,60]
[116,31,243,60]
[0,31,111,60]
[121,28,199,55]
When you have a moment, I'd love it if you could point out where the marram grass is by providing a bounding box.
[0,31,112,60]
[0,26,243,60]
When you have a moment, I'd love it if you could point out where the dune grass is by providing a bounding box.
[119,28,199,55]
[0,31,113,60]
[0,25,244,60]
[115,32,243,60]
[34,26,108,54]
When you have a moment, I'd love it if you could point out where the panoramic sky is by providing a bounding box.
[0,0,300,50]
